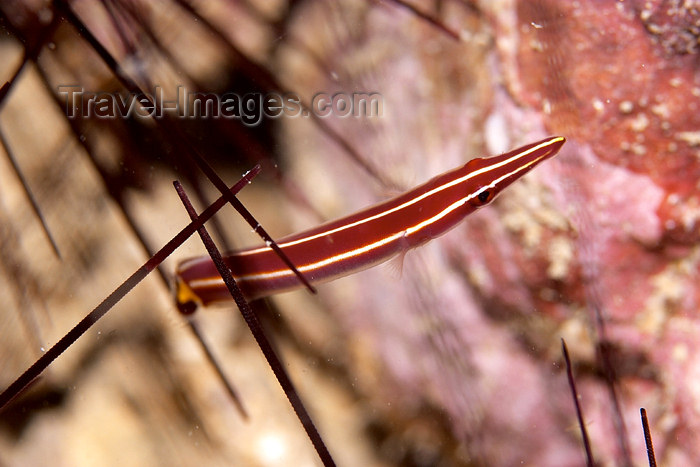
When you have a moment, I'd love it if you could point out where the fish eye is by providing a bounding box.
[477,189,491,204]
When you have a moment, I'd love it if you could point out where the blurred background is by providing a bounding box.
[0,1,699,466]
